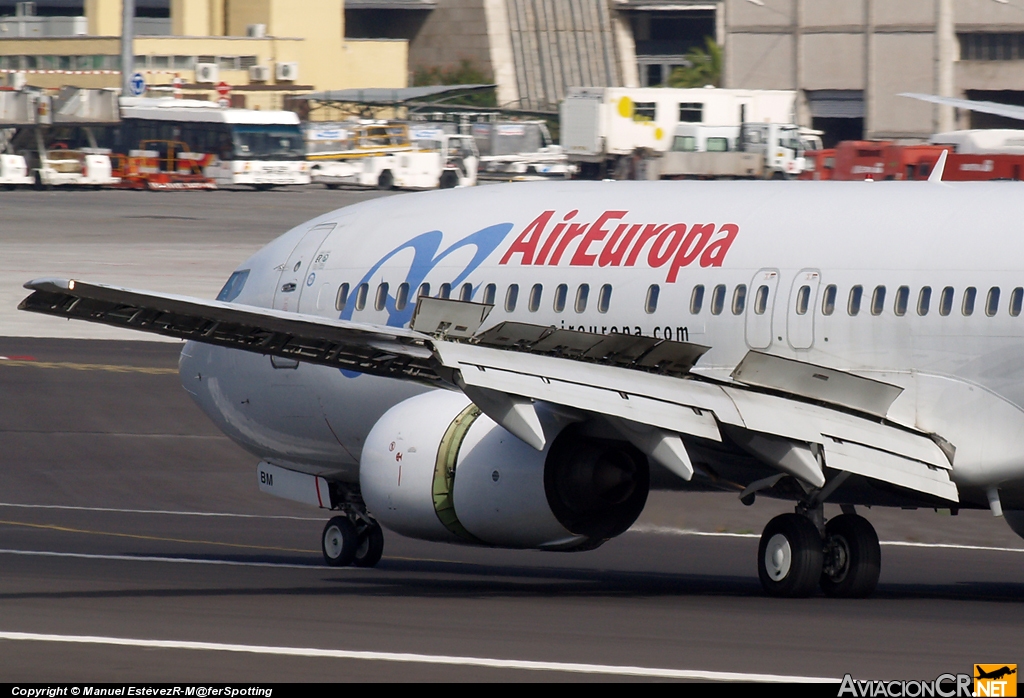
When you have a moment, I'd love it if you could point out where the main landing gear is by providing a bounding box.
[322,515,384,568]
[758,510,880,598]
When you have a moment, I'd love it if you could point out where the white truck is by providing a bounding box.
[560,86,797,178]
[0,131,32,188]
[312,132,478,190]
[651,122,821,180]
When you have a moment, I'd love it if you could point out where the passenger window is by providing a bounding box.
[755,284,771,315]
[598,284,612,313]
[482,283,496,306]
[939,286,954,316]
[554,283,567,312]
[395,282,410,311]
[848,285,862,316]
[375,282,389,311]
[871,285,886,316]
[690,285,705,314]
[418,283,430,299]
[645,284,659,314]
[438,283,451,300]
[710,284,726,315]
[795,285,810,315]
[354,283,369,311]
[962,287,977,316]
[917,286,931,316]
[505,284,519,312]
[986,287,1000,317]
[575,284,590,313]
[1011,287,1023,317]
[460,283,473,302]
[529,283,542,312]
[732,284,746,315]
[821,284,836,316]
[894,286,909,317]
[335,282,350,311]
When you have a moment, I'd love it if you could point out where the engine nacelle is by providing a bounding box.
[360,390,649,550]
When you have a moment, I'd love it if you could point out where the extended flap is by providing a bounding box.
[821,437,958,502]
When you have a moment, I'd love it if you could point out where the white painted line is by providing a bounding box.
[629,524,1024,553]
[631,524,758,539]
[0,502,322,521]
[0,549,328,570]
[0,631,838,682]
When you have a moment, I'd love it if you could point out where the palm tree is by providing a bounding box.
[667,38,722,89]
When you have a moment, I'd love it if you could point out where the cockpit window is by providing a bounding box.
[216,270,250,302]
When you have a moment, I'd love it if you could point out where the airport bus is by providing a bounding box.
[114,98,310,188]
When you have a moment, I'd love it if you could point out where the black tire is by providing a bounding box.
[377,170,394,190]
[322,516,358,567]
[33,171,46,191]
[758,513,823,597]
[820,514,881,598]
[439,170,459,189]
[353,521,384,568]
[324,183,340,190]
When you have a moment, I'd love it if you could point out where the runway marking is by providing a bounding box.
[630,524,1024,553]
[0,519,317,554]
[0,503,322,520]
[0,359,177,374]
[0,630,837,681]
[0,549,326,570]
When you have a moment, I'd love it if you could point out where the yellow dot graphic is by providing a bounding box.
[617,96,633,118]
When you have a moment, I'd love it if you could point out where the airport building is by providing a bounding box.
[0,0,408,111]
[724,0,1024,143]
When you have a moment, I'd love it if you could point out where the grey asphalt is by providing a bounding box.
[0,189,1022,682]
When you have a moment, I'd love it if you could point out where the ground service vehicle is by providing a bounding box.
[117,98,310,188]
[656,123,813,180]
[312,132,478,190]
[561,86,796,178]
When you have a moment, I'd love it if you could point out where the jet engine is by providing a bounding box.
[359,390,649,550]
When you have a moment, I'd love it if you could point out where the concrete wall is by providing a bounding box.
[408,0,493,79]
[724,0,1024,139]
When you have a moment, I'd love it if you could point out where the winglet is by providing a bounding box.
[929,149,948,183]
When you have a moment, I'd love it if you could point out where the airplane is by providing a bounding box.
[975,666,1017,681]
[18,176,1024,599]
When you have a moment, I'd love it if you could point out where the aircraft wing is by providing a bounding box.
[19,279,958,503]
[900,92,1024,122]
[19,278,444,385]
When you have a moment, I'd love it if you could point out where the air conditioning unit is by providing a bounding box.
[195,63,218,84]
[249,65,270,82]
[276,62,298,82]
[246,24,266,38]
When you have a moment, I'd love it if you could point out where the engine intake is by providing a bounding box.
[359,390,649,550]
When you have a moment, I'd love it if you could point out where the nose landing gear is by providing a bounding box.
[321,514,385,568]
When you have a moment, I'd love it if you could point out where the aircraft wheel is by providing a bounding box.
[820,514,881,598]
[322,516,358,567]
[439,171,459,189]
[353,521,384,568]
[758,513,823,597]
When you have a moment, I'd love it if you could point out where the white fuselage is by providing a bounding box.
[178,180,1024,511]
